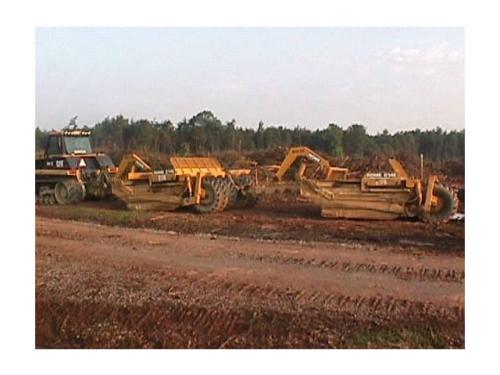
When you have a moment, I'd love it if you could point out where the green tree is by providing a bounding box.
[325,123,344,157]
[223,119,238,150]
[54,111,464,163]
[35,127,49,151]
[255,121,265,149]
[343,124,368,156]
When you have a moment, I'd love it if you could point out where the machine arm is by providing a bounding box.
[275,147,347,181]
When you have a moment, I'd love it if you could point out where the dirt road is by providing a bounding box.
[36,216,464,348]
[36,197,464,252]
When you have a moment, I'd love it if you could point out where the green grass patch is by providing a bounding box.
[345,326,448,349]
[37,205,153,228]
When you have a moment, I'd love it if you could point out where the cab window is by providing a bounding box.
[47,136,62,155]
[63,136,92,154]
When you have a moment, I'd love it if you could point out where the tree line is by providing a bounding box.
[35,110,465,162]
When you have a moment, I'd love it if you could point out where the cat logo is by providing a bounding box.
[78,158,87,168]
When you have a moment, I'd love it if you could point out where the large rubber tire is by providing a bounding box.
[228,175,258,209]
[54,181,71,205]
[227,183,239,208]
[54,180,85,205]
[216,178,231,212]
[86,170,112,199]
[68,181,86,203]
[193,177,227,214]
[421,184,458,224]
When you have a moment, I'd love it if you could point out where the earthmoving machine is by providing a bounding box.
[35,125,116,205]
[249,146,349,196]
[111,153,257,212]
[258,146,458,223]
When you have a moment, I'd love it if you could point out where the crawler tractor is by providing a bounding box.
[259,147,458,223]
[35,126,116,205]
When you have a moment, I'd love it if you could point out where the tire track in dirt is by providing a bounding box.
[229,252,464,283]
[37,287,464,349]
[38,266,464,325]
[36,225,464,284]
[36,217,465,348]
[37,289,464,349]
[181,274,464,322]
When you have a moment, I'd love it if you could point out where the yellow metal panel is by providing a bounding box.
[127,172,153,181]
[115,153,152,180]
[170,157,225,177]
[228,169,252,176]
[363,177,404,188]
[275,146,348,181]
[388,158,410,180]
[424,175,438,213]
[193,173,202,204]
[170,157,221,169]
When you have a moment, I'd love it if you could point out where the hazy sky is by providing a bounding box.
[36,28,464,133]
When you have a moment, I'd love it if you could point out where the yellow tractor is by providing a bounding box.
[260,146,458,223]
[111,153,256,212]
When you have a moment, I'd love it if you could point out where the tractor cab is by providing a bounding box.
[45,129,93,157]
[36,128,115,171]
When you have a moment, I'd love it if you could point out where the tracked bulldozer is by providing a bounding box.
[111,153,257,212]
[260,146,458,223]
[35,126,116,205]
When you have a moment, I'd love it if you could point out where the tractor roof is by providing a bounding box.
[48,129,91,137]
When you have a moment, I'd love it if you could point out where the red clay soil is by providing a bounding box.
[36,196,465,254]
[36,214,464,348]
